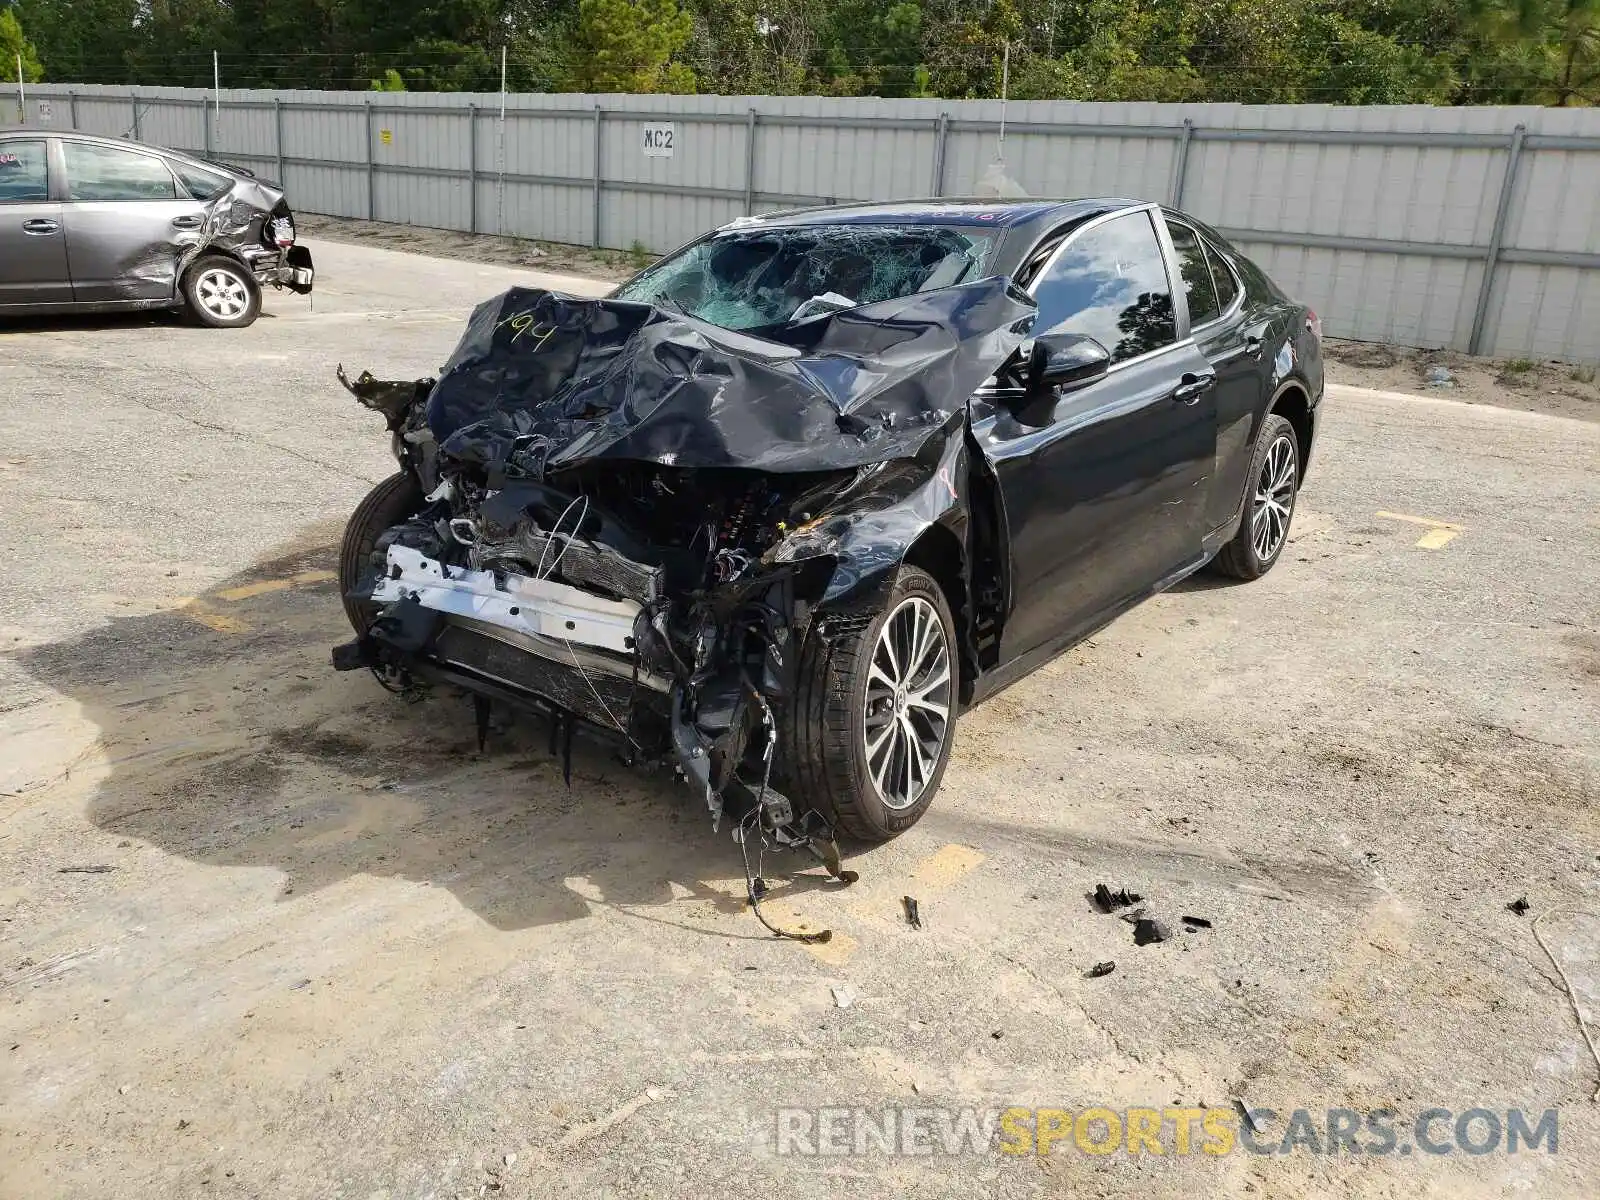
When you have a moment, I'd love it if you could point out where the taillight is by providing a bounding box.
[1306,310,1322,342]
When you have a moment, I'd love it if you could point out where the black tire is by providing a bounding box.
[780,565,958,842]
[1212,412,1300,580]
[181,254,261,328]
[339,472,424,634]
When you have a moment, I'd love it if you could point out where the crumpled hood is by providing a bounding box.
[426,278,1037,477]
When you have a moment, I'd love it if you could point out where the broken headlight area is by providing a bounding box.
[330,284,1033,937]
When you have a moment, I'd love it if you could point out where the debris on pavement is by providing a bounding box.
[1507,896,1531,916]
[1093,884,1142,913]
[1425,364,1457,388]
[1182,915,1213,929]
[57,865,117,874]
[831,985,855,1009]
[1133,917,1169,946]
[1234,1098,1261,1135]
[902,895,922,929]
[1086,961,1116,979]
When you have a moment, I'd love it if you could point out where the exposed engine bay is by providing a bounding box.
[331,283,1034,938]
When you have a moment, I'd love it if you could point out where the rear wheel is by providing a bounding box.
[1212,413,1299,580]
[181,255,261,328]
[339,472,424,634]
[781,566,957,842]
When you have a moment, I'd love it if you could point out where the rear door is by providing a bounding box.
[1163,215,1273,533]
[972,207,1219,662]
[0,136,72,308]
[59,139,209,303]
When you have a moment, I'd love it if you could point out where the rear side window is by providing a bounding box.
[62,141,179,201]
[173,161,230,200]
[1205,239,1240,311]
[0,140,49,203]
[1165,219,1222,327]
[1031,210,1176,363]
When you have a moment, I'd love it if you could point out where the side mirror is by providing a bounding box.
[1028,333,1110,393]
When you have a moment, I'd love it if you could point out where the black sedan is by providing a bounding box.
[333,197,1323,885]
[0,129,312,327]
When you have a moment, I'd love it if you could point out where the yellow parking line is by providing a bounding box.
[180,604,248,634]
[214,569,337,602]
[1414,527,1461,550]
[1375,510,1464,549]
[911,843,986,890]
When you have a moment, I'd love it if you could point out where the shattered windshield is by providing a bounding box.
[613,223,999,333]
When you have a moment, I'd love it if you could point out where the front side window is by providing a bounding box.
[1032,211,1176,363]
[1166,219,1222,327]
[63,142,179,201]
[613,223,998,332]
[0,140,49,203]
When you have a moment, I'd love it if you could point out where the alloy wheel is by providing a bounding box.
[197,268,250,321]
[863,595,953,810]
[1250,432,1297,562]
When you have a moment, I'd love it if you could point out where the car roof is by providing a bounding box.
[0,127,255,179]
[732,197,1146,234]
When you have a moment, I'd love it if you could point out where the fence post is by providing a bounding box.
[69,90,78,130]
[743,107,758,215]
[591,104,603,249]
[930,111,949,197]
[274,97,285,184]
[365,100,377,221]
[1468,122,1527,357]
[468,104,479,234]
[203,96,212,157]
[1171,118,1194,209]
[130,90,140,140]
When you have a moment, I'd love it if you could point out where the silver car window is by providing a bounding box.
[62,141,179,202]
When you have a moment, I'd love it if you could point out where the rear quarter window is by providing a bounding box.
[172,161,231,201]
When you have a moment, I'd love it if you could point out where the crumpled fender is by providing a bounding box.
[796,426,971,607]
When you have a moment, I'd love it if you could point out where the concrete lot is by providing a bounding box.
[2,239,1599,1200]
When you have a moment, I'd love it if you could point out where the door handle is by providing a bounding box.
[21,218,59,235]
[1172,372,1216,405]
[171,215,203,230]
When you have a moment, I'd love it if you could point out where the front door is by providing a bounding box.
[972,208,1218,663]
[0,138,72,308]
[59,139,208,303]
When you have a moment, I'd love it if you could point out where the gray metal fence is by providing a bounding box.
[11,83,1600,362]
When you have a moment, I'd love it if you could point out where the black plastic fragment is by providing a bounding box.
[1093,883,1143,913]
[1507,896,1531,916]
[903,895,922,929]
[1132,917,1169,946]
[1181,915,1213,929]
[330,638,375,672]
[1086,961,1116,979]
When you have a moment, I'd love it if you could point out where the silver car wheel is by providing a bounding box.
[863,595,952,810]
[196,268,250,321]
[1250,432,1297,562]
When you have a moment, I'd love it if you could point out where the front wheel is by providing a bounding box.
[780,565,957,842]
[339,472,424,634]
[1211,412,1300,580]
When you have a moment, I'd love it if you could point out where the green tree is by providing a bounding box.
[1467,0,1600,103]
[572,0,697,92]
[2,5,47,83]
[370,67,407,90]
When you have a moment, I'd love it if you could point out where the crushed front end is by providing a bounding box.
[331,283,1032,933]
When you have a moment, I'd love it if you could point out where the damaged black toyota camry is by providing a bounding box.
[333,198,1323,913]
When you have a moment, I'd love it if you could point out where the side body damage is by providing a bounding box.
[332,284,1033,931]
